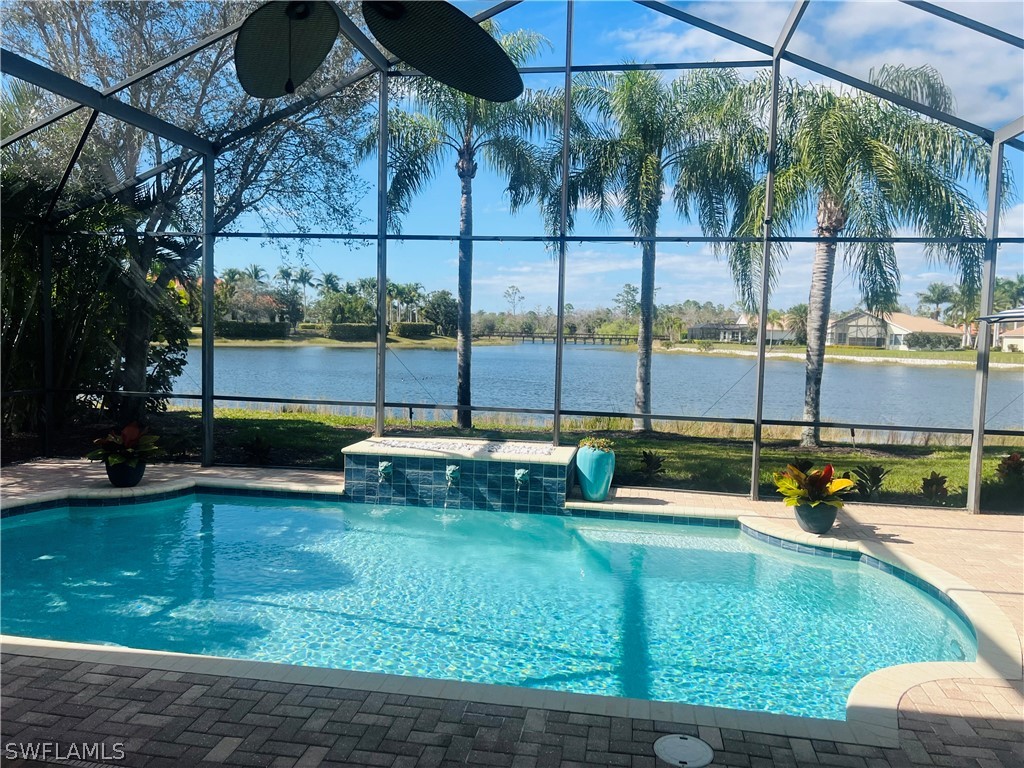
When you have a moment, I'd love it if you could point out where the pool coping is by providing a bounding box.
[343,436,579,466]
[2,476,1021,749]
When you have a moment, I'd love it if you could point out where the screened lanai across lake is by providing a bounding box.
[1,0,1022,511]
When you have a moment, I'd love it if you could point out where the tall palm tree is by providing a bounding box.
[994,274,1024,311]
[359,24,556,429]
[275,264,293,287]
[293,267,318,314]
[916,282,956,320]
[726,66,989,446]
[945,284,979,348]
[245,263,268,284]
[567,68,757,429]
[320,272,342,295]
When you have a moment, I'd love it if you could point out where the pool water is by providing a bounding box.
[0,495,975,719]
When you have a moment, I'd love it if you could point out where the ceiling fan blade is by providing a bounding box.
[362,1,524,102]
[235,1,340,99]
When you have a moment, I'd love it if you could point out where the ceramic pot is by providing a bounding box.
[105,460,146,488]
[794,503,837,534]
[576,447,615,502]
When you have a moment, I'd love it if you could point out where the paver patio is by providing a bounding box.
[1,460,1021,767]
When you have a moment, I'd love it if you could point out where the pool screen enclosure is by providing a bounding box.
[1,0,1021,513]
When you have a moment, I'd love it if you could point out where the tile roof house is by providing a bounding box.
[826,311,962,351]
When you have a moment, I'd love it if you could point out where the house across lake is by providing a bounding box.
[826,311,962,350]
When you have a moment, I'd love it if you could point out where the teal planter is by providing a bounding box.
[576,447,615,502]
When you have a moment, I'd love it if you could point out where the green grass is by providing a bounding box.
[663,341,1024,365]
[186,330,1023,364]
[146,408,1022,512]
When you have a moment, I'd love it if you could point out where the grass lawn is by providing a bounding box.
[139,409,1022,512]
[663,341,1024,365]
[186,330,1024,365]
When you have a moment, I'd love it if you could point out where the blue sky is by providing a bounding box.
[215,0,1024,314]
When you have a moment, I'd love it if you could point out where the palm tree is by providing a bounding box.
[359,24,556,429]
[994,274,1024,311]
[727,66,988,446]
[275,264,293,287]
[219,267,245,286]
[245,263,268,284]
[567,69,757,429]
[916,282,956,320]
[783,304,809,345]
[293,267,318,314]
[320,272,342,295]
[945,284,979,348]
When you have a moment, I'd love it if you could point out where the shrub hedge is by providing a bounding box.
[392,322,435,339]
[214,321,290,339]
[904,332,961,350]
[327,323,376,341]
[297,322,326,331]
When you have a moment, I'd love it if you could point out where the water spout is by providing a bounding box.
[377,461,393,483]
[445,464,460,491]
[514,468,530,492]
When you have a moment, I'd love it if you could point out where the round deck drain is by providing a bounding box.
[654,734,714,767]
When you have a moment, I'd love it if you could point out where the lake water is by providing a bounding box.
[173,344,1024,430]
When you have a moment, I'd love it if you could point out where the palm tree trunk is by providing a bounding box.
[456,152,476,430]
[634,238,656,431]
[801,193,845,448]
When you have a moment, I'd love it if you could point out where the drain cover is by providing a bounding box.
[653,734,714,767]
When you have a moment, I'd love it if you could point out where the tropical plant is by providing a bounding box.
[320,272,342,295]
[86,422,163,467]
[773,463,856,508]
[3,2,372,423]
[638,450,666,480]
[916,282,956,320]
[783,304,809,345]
[564,68,757,430]
[359,23,556,428]
[241,431,273,466]
[995,452,1024,484]
[579,436,614,452]
[245,263,268,284]
[724,65,989,447]
[921,471,950,503]
[851,464,891,501]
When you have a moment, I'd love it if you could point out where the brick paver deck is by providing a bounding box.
[2,654,1021,768]
[2,461,1022,766]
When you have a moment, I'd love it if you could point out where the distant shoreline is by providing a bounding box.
[191,334,1024,368]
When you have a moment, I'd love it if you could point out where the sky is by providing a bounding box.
[212,0,1024,315]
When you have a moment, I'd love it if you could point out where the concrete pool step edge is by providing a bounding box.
[0,634,888,747]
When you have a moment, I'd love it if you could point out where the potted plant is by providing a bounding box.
[576,437,615,502]
[87,422,164,488]
[772,463,855,534]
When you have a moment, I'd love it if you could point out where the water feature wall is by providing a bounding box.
[342,438,577,513]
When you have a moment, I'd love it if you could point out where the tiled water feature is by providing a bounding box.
[341,437,578,513]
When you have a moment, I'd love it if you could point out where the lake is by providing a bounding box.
[172,344,1024,431]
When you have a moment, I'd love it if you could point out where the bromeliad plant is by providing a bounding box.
[87,422,163,467]
[578,437,614,452]
[773,463,856,509]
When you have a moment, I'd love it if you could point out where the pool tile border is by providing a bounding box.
[2,475,1021,750]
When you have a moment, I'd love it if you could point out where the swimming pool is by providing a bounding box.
[0,492,975,720]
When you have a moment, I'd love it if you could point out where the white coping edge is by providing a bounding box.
[2,479,1021,749]
[341,437,578,465]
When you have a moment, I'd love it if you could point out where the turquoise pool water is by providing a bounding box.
[0,494,975,719]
